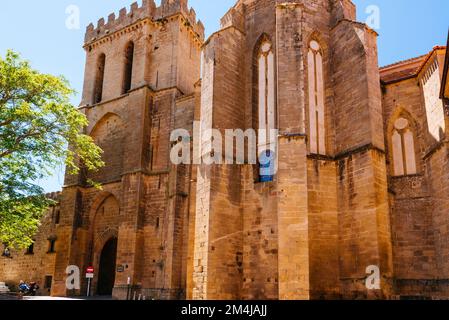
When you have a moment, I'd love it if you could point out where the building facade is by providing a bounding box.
[1,0,449,300]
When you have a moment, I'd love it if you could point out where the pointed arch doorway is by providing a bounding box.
[97,237,118,296]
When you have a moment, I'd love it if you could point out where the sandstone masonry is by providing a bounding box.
[1,0,449,300]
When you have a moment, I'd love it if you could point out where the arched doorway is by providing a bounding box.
[97,237,118,295]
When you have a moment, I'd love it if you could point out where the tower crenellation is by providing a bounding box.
[84,0,204,45]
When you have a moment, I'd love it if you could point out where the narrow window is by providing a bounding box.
[48,239,56,253]
[44,276,53,289]
[54,210,60,225]
[307,40,326,155]
[93,53,106,104]
[26,243,34,255]
[122,42,134,94]
[392,118,417,176]
[257,40,276,182]
[392,130,404,176]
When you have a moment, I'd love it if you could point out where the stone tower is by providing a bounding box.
[2,0,449,301]
[190,0,393,300]
[51,0,204,299]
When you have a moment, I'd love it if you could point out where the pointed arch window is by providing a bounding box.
[93,53,106,104]
[307,40,326,155]
[392,118,417,176]
[257,40,276,182]
[122,41,134,94]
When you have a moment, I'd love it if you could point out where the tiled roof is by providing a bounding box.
[379,55,426,84]
[380,46,446,84]
[380,55,427,70]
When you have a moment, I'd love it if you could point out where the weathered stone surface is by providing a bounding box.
[1,0,448,300]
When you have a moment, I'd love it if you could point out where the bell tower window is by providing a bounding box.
[93,53,106,104]
[122,42,134,94]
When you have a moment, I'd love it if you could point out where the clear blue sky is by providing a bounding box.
[0,0,447,193]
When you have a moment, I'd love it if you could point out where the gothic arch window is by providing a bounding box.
[391,117,417,176]
[256,39,276,182]
[307,40,326,155]
[122,41,134,94]
[93,53,106,104]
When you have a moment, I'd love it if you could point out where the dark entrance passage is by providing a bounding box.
[97,237,118,296]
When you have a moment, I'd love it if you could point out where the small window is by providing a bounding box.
[54,210,60,225]
[44,276,53,289]
[93,53,106,104]
[122,41,134,94]
[26,243,34,255]
[48,239,56,253]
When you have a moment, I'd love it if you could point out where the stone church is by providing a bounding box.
[1,0,449,300]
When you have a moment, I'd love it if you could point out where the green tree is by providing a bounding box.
[0,50,104,249]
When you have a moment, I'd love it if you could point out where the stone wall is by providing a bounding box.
[381,48,448,298]
[2,0,449,301]
[191,22,246,300]
[0,194,60,295]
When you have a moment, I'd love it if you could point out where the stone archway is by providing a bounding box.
[97,237,118,296]
[89,193,120,296]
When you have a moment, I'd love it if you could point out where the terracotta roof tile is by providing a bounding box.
[380,46,446,84]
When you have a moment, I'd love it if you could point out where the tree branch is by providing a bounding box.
[0,119,14,127]
[0,122,59,159]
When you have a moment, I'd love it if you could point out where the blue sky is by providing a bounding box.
[0,0,448,193]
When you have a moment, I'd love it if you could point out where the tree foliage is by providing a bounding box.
[0,50,104,249]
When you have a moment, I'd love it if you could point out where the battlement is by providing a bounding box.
[84,0,205,44]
